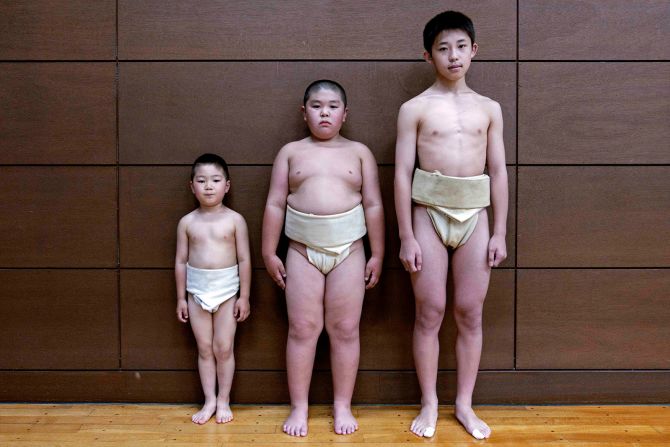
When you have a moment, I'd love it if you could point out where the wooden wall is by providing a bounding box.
[1,0,668,404]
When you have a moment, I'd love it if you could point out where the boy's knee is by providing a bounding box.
[213,340,234,360]
[415,305,445,331]
[288,319,323,341]
[197,342,214,359]
[453,307,483,332]
[326,319,360,342]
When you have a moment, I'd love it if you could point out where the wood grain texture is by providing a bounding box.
[0,270,118,369]
[519,63,670,164]
[0,0,115,60]
[120,270,288,370]
[118,268,512,371]
[119,0,516,60]
[1,404,669,446]
[119,166,270,269]
[1,371,669,404]
[520,0,670,60]
[0,63,116,164]
[517,166,670,267]
[119,61,516,165]
[517,269,670,369]
[0,167,117,267]
[360,269,514,370]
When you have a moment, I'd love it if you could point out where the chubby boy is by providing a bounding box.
[262,80,384,436]
[394,11,508,440]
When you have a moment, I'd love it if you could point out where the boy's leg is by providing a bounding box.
[451,209,491,439]
[323,240,366,435]
[187,295,217,424]
[283,241,326,437]
[211,297,237,423]
[410,207,449,437]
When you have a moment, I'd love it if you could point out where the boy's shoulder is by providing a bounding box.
[401,89,500,117]
[180,206,242,226]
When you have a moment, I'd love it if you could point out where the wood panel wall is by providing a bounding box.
[1,0,668,404]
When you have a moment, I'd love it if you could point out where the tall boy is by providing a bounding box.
[262,80,384,436]
[175,153,251,424]
[394,11,508,440]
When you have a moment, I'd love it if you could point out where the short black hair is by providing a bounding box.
[303,79,347,107]
[191,153,230,181]
[423,11,475,54]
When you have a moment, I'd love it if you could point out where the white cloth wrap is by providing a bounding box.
[284,204,367,274]
[186,263,239,313]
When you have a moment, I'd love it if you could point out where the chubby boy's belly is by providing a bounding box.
[287,176,363,216]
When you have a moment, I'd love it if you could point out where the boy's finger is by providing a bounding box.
[416,252,422,271]
[488,248,495,267]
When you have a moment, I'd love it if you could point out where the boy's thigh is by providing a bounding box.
[212,297,237,343]
[323,240,366,321]
[285,241,326,321]
[411,206,449,306]
[451,209,491,309]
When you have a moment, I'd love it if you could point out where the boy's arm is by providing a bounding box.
[261,147,290,288]
[394,102,422,272]
[174,218,189,322]
[360,146,384,289]
[234,213,251,321]
[486,101,508,267]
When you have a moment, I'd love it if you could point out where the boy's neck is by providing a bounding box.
[309,134,344,145]
[198,203,224,213]
[433,76,470,93]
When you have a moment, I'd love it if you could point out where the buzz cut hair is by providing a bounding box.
[303,79,347,107]
[191,153,230,181]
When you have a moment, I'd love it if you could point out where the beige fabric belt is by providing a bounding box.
[284,204,367,254]
[411,168,490,223]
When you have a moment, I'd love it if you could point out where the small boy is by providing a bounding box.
[394,11,508,440]
[175,153,251,424]
[262,80,384,437]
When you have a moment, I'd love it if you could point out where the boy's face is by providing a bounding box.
[302,88,348,140]
[424,29,478,81]
[190,163,230,207]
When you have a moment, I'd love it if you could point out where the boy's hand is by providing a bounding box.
[399,237,422,273]
[176,299,189,323]
[264,254,287,289]
[364,256,382,289]
[234,297,251,322]
[488,234,507,267]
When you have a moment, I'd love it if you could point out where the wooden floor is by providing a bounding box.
[0,404,668,446]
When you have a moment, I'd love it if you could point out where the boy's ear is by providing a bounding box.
[342,106,349,122]
[471,42,479,57]
[423,50,433,63]
[301,105,306,121]
[189,181,195,194]
[225,179,231,193]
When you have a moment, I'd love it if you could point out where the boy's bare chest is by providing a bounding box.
[188,220,235,245]
[420,104,489,139]
[289,151,361,181]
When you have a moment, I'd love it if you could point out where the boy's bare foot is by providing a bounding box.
[410,402,438,437]
[333,404,358,435]
[215,400,233,424]
[455,404,491,439]
[283,406,308,437]
[191,401,216,424]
